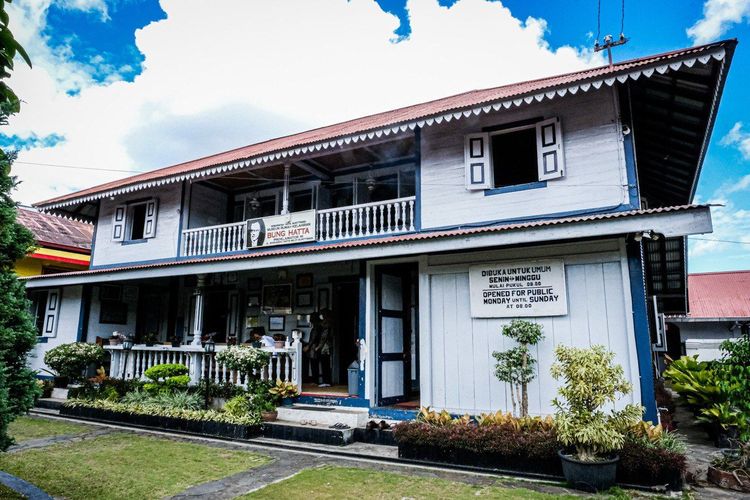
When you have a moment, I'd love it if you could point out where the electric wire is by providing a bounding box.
[690,237,750,246]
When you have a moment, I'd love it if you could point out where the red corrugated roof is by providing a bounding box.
[34,39,734,208]
[687,271,750,319]
[17,207,93,252]
[22,204,704,281]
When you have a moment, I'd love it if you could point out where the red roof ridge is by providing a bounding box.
[34,39,735,208]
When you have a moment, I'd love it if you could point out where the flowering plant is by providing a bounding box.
[215,346,270,376]
[44,342,106,382]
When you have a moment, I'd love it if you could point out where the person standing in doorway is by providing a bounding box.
[309,309,333,387]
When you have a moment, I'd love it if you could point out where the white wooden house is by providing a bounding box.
[24,40,736,421]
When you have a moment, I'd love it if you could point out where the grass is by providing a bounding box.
[0,482,25,499]
[8,415,93,443]
[239,465,581,499]
[0,432,270,500]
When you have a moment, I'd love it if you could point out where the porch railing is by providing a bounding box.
[182,220,248,257]
[105,338,303,391]
[317,196,416,241]
[179,196,417,258]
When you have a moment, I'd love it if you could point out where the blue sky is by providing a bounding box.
[7,0,750,272]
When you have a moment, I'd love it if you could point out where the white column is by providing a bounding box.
[281,163,291,215]
[191,274,206,346]
[292,330,303,391]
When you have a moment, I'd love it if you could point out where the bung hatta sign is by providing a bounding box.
[246,210,316,248]
[469,259,568,318]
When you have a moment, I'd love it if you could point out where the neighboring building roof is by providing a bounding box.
[34,39,735,210]
[17,207,93,253]
[685,271,750,320]
[22,204,707,283]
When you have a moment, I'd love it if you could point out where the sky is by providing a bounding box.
[4,0,750,273]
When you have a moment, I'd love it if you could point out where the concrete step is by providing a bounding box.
[261,420,355,446]
[276,404,369,428]
[35,398,66,411]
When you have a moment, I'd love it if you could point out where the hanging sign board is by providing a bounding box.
[469,259,567,318]
[247,210,316,248]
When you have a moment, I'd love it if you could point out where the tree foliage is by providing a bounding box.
[492,319,544,417]
[0,0,38,451]
[551,345,643,462]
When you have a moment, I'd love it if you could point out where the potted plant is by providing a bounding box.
[143,332,158,347]
[44,342,107,394]
[269,379,299,406]
[170,334,181,348]
[109,331,123,346]
[708,440,750,493]
[698,402,742,448]
[259,399,278,422]
[272,334,286,349]
[551,345,643,492]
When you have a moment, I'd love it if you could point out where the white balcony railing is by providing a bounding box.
[179,196,417,257]
[182,220,248,257]
[105,339,303,391]
[317,196,415,241]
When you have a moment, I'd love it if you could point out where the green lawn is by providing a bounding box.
[240,465,580,499]
[8,415,93,443]
[0,482,25,499]
[0,432,270,500]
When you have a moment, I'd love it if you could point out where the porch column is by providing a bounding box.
[281,163,291,215]
[191,274,206,346]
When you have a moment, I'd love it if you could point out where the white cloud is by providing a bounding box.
[58,0,109,21]
[6,0,601,204]
[687,0,750,45]
[721,121,750,160]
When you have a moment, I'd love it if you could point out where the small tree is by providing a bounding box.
[492,319,544,417]
[551,345,643,462]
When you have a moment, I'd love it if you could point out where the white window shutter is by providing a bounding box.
[536,117,565,181]
[143,198,159,238]
[464,133,493,190]
[112,204,127,241]
[43,289,61,337]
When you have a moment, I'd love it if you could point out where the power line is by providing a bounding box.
[691,237,750,246]
[15,160,144,174]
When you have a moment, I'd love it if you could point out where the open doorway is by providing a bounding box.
[374,262,419,409]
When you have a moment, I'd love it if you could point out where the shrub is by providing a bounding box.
[492,320,544,417]
[68,378,143,401]
[43,343,106,382]
[196,380,247,400]
[618,436,687,487]
[215,346,270,376]
[64,398,261,426]
[143,363,189,393]
[551,345,643,462]
[663,355,726,408]
[224,395,251,417]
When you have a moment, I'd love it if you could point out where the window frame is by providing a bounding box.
[487,122,540,190]
[126,201,149,242]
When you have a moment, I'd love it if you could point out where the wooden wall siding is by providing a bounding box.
[92,185,182,267]
[85,285,143,342]
[186,183,227,230]
[29,285,82,374]
[419,88,628,229]
[422,248,639,416]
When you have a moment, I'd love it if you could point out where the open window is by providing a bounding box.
[28,289,61,337]
[112,198,158,242]
[464,117,564,191]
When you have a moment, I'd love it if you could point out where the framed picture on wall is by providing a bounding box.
[268,315,285,332]
[316,284,332,311]
[263,284,292,314]
[296,273,313,289]
[295,291,313,308]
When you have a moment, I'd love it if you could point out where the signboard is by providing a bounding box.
[247,210,316,248]
[469,259,567,318]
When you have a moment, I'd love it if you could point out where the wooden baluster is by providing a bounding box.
[377,205,384,234]
[400,201,407,231]
[386,203,393,232]
[197,231,203,256]
[318,213,323,240]
[344,209,350,238]
[285,352,291,382]
[409,200,415,231]
[337,211,343,240]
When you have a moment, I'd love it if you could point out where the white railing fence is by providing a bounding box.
[317,196,415,241]
[105,339,303,391]
[182,220,248,257]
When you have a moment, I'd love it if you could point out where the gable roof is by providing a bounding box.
[17,207,93,252]
[34,39,735,210]
[687,271,750,319]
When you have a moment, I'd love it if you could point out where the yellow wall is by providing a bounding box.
[15,248,90,277]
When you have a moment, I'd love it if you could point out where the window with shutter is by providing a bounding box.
[112,204,127,241]
[43,289,61,337]
[143,198,158,238]
[464,133,493,190]
[536,117,564,181]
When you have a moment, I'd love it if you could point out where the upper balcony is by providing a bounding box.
[179,135,418,258]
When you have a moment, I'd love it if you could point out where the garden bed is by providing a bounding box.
[394,422,685,490]
[60,404,261,440]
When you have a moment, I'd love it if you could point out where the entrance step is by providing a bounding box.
[261,420,355,446]
[35,398,66,411]
[276,404,369,428]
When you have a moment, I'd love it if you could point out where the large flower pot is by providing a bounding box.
[559,450,619,492]
[261,410,278,422]
[708,465,750,493]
